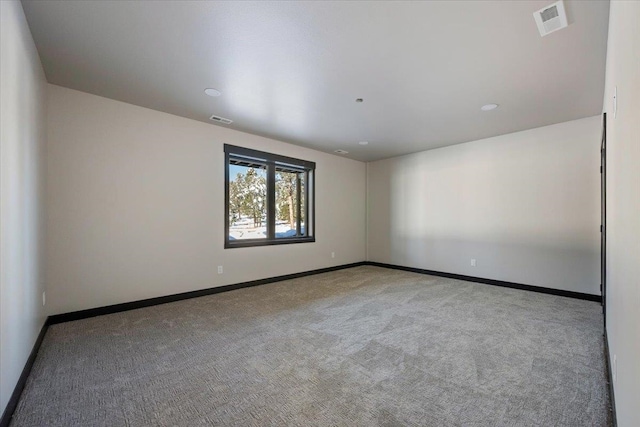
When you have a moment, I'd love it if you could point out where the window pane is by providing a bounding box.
[275,170,305,238]
[300,174,305,234]
[228,163,267,240]
[224,144,315,248]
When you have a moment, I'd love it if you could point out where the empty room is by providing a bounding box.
[1,0,638,426]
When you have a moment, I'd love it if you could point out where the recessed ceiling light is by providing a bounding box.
[204,88,222,97]
[355,98,363,103]
[358,141,369,146]
[334,149,349,154]
[481,103,499,111]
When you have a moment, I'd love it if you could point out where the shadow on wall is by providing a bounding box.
[372,123,600,295]
[389,236,599,294]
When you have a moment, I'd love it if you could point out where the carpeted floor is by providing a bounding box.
[11,266,610,426]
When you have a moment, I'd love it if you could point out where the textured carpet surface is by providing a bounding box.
[11,266,610,426]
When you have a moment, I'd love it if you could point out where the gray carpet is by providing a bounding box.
[11,266,610,426]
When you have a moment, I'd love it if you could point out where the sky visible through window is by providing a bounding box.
[229,164,258,182]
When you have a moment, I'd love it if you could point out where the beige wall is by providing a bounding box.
[0,0,48,415]
[602,2,640,426]
[367,116,601,295]
[45,84,366,315]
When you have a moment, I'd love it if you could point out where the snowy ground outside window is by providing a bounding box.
[229,220,305,240]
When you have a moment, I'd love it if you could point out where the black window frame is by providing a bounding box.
[224,144,315,249]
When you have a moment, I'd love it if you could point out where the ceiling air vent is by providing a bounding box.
[209,114,233,125]
[334,149,349,155]
[533,1,568,37]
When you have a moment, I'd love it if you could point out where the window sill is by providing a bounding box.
[225,237,315,249]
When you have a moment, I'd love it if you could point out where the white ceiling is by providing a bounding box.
[22,0,609,162]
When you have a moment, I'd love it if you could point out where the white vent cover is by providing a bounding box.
[334,149,349,155]
[209,114,233,125]
[533,1,568,37]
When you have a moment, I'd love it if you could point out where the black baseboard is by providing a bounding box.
[45,260,602,325]
[1,260,606,426]
[0,319,50,427]
[366,262,602,302]
[49,262,367,325]
[1,262,366,424]
[604,330,618,426]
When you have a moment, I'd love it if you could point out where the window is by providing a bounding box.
[225,144,315,248]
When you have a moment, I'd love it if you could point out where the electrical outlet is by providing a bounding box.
[331,252,335,258]
[42,291,46,306]
[470,259,476,267]
[613,354,617,384]
[217,265,223,274]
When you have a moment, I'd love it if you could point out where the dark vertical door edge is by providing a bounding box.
[601,112,607,327]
